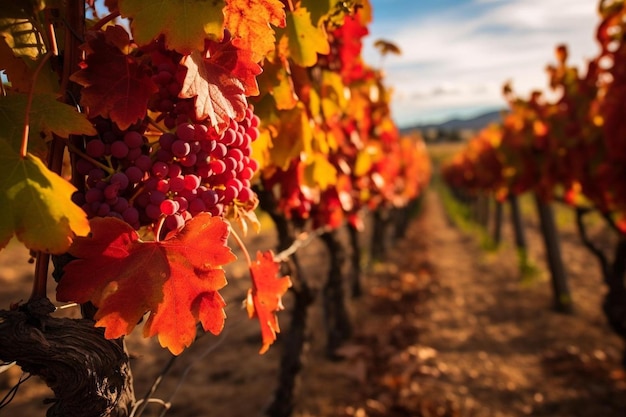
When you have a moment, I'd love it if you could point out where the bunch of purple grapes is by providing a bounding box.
[146,42,194,130]
[73,107,261,235]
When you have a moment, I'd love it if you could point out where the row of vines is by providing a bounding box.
[0,0,431,416]
[442,0,626,367]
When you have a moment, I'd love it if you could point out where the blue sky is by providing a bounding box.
[362,0,600,127]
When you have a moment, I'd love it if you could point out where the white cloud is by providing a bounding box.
[364,0,600,126]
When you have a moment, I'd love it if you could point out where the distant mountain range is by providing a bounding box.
[400,109,505,134]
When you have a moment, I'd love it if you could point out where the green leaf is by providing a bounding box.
[279,7,330,67]
[0,139,90,253]
[0,94,97,151]
[119,0,225,53]
[0,1,47,60]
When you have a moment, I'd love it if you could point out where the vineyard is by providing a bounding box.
[1,0,626,417]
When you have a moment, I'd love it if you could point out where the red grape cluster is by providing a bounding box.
[73,107,260,236]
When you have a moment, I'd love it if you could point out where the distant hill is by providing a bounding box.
[400,109,505,134]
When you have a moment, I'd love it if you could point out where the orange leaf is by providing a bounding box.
[57,214,236,355]
[246,251,292,354]
[224,0,286,62]
[179,38,261,133]
[70,25,157,130]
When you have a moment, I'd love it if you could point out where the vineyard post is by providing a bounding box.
[534,196,572,313]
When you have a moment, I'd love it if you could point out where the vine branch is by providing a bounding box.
[575,206,610,280]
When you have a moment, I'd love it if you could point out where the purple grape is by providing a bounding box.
[179,153,197,167]
[110,141,129,159]
[171,140,191,157]
[85,188,103,204]
[160,199,179,216]
[123,131,144,149]
[149,190,166,205]
[165,213,185,231]
[156,179,170,193]
[86,140,106,158]
[169,176,185,192]
[134,155,152,172]
[212,143,227,158]
[159,133,176,151]
[113,198,129,213]
[125,166,144,183]
[104,183,121,200]
[76,158,95,176]
[238,187,253,202]
[110,172,129,190]
[176,123,195,142]
[96,203,111,216]
[183,174,200,190]
[174,196,189,212]
[209,160,226,175]
[201,189,219,207]
[152,161,169,178]
[145,203,161,220]
[188,198,206,215]
[164,165,179,179]
[122,207,140,224]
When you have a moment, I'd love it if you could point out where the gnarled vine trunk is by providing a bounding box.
[0,298,135,417]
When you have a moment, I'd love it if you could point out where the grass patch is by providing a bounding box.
[435,178,498,253]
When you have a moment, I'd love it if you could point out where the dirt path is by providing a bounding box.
[1,189,626,417]
[296,190,626,417]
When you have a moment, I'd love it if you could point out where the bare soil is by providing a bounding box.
[1,189,625,417]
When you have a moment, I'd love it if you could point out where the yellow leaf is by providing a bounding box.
[278,7,330,67]
[119,0,225,53]
[304,153,337,190]
[0,139,90,253]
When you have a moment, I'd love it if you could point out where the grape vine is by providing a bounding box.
[0,0,430,415]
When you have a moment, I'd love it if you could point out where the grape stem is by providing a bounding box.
[146,116,169,134]
[154,217,166,242]
[228,224,252,266]
[67,141,116,175]
[92,11,121,32]
[20,51,53,158]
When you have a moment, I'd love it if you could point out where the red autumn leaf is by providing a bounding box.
[57,213,236,355]
[246,250,292,354]
[224,0,286,62]
[179,38,261,133]
[70,25,157,130]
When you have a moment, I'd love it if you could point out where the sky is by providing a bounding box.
[362,0,601,127]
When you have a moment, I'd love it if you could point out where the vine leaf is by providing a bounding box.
[256,58,298,110]
[119,0,225,54]
[0,5,47,60]
[0,139,90,253]
[224,0,286,62]
[304,153,338,190]
[278,6,330,67]
[0,93,97,151]
[0,38,58,94]
[245,251,292,354]
[269,103,312,169]
[57,214,236,355]
[70,25,158,131]
[179,38,260,132]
